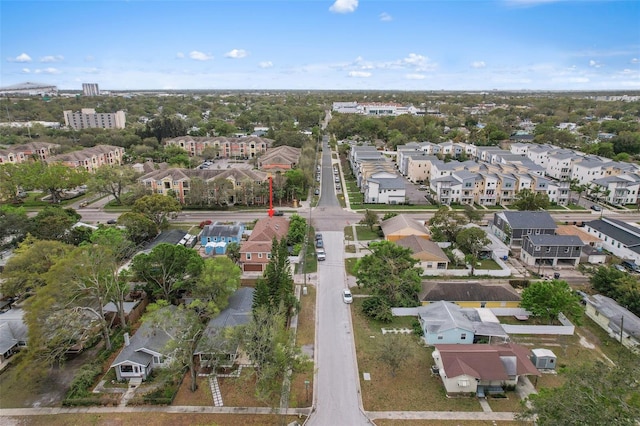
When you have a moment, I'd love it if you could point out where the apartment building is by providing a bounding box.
[82,83,100,97]
[332,101,424,116]
[63,108,126,130]
[591,175,640,206]
[0,142,59,164]
[164,136,272,159]
[47,145,125,172]
[139,166,268,204]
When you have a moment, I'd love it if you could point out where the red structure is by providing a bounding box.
[268,175,274,217]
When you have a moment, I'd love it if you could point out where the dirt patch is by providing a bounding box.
[578,334,595,349]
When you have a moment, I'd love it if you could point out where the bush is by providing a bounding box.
[411,318,424,336]
[66,364,103,399]
[361,296,392,323]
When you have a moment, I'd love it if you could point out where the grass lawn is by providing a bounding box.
[297,285,316,348]
[217,367,273,407]
[476,259,502,270]
[485,394,524,412]
[172,373,212,406]
[354,225,379,241]
[345,244,356,253]
[344,225,354,240]
[345,257,358,276]
[352,299,480,412]
[566,203,586,210]
[6,413,302,426]
[485,205,504,210]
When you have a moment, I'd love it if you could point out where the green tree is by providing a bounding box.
[190,257,241,317]
[462,204,483,223]
[361,209,379,231]
[428,207,468,242]
[0,235,73,297]
[355,240,422,308]
[117,211,158,244]
[132,194,181,229]
[24,162,88,204]
[378,334,412,377]
[29,206,80,242]
[286,214,307,247]
[239,305,311,404]
[518,358,640,425]
[143,303,205,392]
[87,164,139,205]
[520,280,583,324]
[456,227,490,276]
[225,241,241,264]
[0,163,27,203]
[253,238,297,325]
[511,188,550,211]
[0,205,31,248]
[130,243,204,301]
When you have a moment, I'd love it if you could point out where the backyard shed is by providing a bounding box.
[530,348,557,370]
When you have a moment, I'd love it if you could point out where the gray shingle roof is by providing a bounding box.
[201,222,243,239]
[586,294,640,339]
[420,282,521,302]
[499,211,557,230]
[525,234,584,246]
[418,301,474,334]
[110,306,177,368]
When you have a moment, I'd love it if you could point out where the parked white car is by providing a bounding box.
[342,289,353,304]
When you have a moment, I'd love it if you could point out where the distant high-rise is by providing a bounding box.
[63,108,126,130]
[82,83,100,97]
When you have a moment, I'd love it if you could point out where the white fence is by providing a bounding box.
[422,252,511,277]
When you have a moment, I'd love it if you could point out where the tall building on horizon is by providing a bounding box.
[63,108,126,130]
[82,83,100,97]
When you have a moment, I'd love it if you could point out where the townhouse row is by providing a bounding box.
[0,142,125,172]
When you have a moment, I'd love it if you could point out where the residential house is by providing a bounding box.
[591,174,640,206]
[555,224,605,264]
[365,176,406,204]
[0,308,28,362]
[520,235,584,267]
[239,216,289,273]
[491,211,557,247]
[418,301,475,345]
[257,145,301,173]
[395,235,448,270]
[432,343,540,395]
[405,153,438,183]
[570,157,608,185]
[195,287,254,367]
[380,214,430,242]
[545,151,574,181]
[419,281,521,308]
[109,306,177,381]
[200,222,245,255]
[584,218,640,264]
[584,294,640,352]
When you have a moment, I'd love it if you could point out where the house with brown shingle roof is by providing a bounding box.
[240,216,289,274]
[395,235,448,270]
[257,145,301,173]
[380,214,430,242]
[432,343,540,395]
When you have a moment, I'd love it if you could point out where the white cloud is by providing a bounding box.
[589,59,602,68]
[40,55,63,63]
[176,52,185,59]
[329,0,358,14]
[225,49,248,59]
[259,61,273,68]
[471,61,486,69]
[189,51,213,61]
[348,71,371,78]
[34,67,60,74]
[379,12,392,21]
[9,53,32,63]
[21,68,30,74]
[85,55,95,62]
[406,74,426,80]
[631,58,639,64]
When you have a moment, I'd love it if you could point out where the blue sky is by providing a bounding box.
[1,0,639,91]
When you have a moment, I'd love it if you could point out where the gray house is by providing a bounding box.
[491,211,557,247]
[520,234,584,267]
[195,287,254,367]
[418,301,475,345]
[110,306,176,381]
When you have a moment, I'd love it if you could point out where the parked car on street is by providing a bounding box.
[590,204,602,211]
[316,249,326,261]
[273,210,284,216]
[342,289,353,304]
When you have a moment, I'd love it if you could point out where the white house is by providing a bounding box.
[584,217,640,264]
